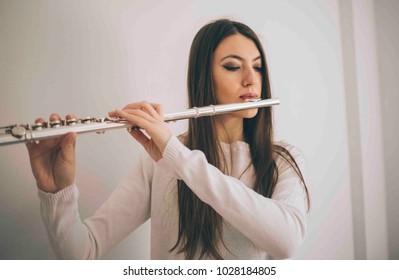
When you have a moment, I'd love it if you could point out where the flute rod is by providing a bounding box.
[0,98,280,146]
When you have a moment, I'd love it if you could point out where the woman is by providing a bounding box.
[27,19,309,259]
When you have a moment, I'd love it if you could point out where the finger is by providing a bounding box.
[122,108,158,127]
[122,102,147,110]
[35,117,45,124]
[114,109,149,128]
[59,132,77,165]
[123,102,163,120]
[25,133,61,157]
[143,102,163,120]
[26,141,35,151]
[139,102,160,119]
[129,129,150,148]
[63,132,77,144]
[25,140,45,158]
[49,113,61,122]
[108,110,119,117]
[152,103,163,116]
[65,114,76,120]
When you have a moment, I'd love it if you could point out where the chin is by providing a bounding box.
[236,108,259,119]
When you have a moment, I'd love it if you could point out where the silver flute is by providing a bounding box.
[0,98,280,146]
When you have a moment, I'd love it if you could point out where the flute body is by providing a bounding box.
[0,98,280,146]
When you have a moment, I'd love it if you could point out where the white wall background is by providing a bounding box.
[0,0,397,259]
[374,0,399,260]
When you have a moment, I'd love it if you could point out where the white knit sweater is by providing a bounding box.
[38,135,308,259]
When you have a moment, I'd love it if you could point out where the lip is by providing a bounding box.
[239,93,259,100]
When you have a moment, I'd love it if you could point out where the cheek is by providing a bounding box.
[213,73,236,100]
[214,81,233,103]
[257,74,263,90]
[213,71,225,99]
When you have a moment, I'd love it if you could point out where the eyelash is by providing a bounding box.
[223,66,240,71]
[223,66,263,72]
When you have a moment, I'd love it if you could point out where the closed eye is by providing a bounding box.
[223,65,240,71]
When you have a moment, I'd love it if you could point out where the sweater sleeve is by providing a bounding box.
[157,136,308,259]
[38,153,153,259]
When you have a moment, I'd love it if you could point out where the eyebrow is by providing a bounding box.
[220,54,261,62]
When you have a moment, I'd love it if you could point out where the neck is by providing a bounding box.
[215,115,244,143]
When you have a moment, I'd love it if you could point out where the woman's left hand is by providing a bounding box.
[108,102,172,162]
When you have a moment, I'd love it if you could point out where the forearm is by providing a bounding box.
[38,155,152,259]
[38,185,96,259]
[159,136,307,259]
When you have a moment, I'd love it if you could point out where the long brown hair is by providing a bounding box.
[171,19,309,259]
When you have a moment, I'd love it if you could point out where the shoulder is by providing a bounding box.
[273,141,306,174]
[274,141,304,159]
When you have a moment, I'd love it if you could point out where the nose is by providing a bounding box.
[242,67,259,87]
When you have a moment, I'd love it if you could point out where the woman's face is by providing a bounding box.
[212,33,262,119]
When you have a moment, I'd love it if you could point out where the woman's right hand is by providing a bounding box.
[26,113,77,193]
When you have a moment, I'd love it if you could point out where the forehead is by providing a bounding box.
[213,34,260,60]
